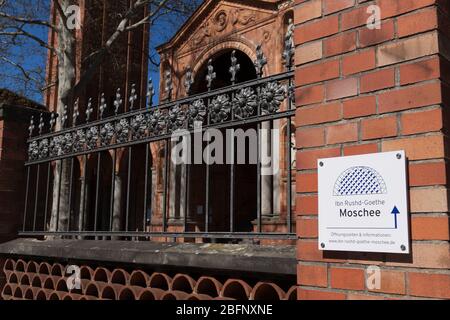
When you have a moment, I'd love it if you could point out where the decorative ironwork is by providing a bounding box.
[229,50,240,83]
[129,84,138,111]
[49,135,63,157]
[131,114,147,139]
[99,93,107,119]
[61,105,68,128]
[62,133,73,154]
[22,42,296,243]
[28,141,39,160]
[206,59,216,90]
[86,98,94,123]
[148,110,166,136]
[254,44,267,77]
[184,67,194,95]
[49,113,57,132]
[210,94,231,124]
[73,129,86,152]
[38,113,45,135]
[38,138,49,159]
[100,123,114,146]
[233,87,257,119]
[114,89,123,115]
[188,100,207,128]
[86,126,99,150]
[28,116,35,138]
[260,82,287,115]
[115,119,130,143]
[167,104,186,132]
[282,19,295,69]
[165,71,173,101]
[73,99,80,126]
[147,79,155,108]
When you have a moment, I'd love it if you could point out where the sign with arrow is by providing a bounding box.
[318,151,410,254]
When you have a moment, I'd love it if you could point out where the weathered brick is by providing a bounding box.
[343,143,378,156]
[401,108,443,135]
[296,102,342,126]
[296,127,325,148]
[368,270,406,295]
[378,82,442,113]
[297,147,341,170]
[382,135,445,160]
[323,0,355,15]
[342,49,376,75]
[294,15,339,44]
[378,0,436,19]
[409,161,447,186]
[399,56,440,85]
[408,272,450,299]
[298,288,346,300]
[295,84,325,106]
[295,0,322,24]
[360,68,395,93]
[409,188,448,213]
[324,32,356,57]
[296,172,318,193]
[359,20,395,47]
[296,41,323,65]
[397,7,438,37]
[377,32,439,67]
[361,116,398,140]
[326,122,358,144]
[330,268,365,290]
[296,60,340,86]
[412,216,449,240]
[326,78,358,101]
[297,264,327,287]
[341,5,371,31]
[343,96,377,119]
[297,217,319,238]
[296,195,318,216]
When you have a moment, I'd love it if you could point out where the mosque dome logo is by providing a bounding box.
[333,166,387,196]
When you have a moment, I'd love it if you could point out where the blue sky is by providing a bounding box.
[1,1,199,104]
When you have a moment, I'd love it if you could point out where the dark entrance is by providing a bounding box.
[188,49,258,236]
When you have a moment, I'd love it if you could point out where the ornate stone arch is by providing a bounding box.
[192,37,257,75]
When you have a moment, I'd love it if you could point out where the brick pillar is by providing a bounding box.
[0,103,43,244]
[294,0,450,300]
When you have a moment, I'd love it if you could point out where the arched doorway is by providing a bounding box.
[192,50,257,93]
[187,49,258,237]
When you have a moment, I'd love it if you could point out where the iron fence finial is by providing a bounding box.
[147,78,155,108]
[73,99,80,126]
[28,116,35,137]
[86,98,94,123]
[114,89,123,115]
[129,84,138,111]
[100,93,107,119]
[206,59,216,91]
[184,66,194,95]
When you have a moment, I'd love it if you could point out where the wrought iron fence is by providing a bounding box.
[20,23,296,242]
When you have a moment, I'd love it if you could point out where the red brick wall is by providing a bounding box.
[294,0,450,299]
[0,106,42,244]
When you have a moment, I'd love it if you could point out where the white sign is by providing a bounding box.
[318,151,409,254]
